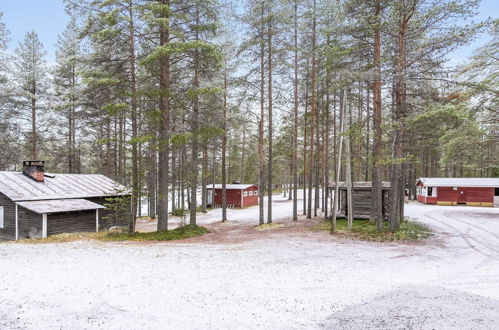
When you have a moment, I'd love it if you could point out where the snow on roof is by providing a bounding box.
[16,199,106,214]
[0,171,130,201]
[417,177,499,188]
[328,181,390,188]
[207,184,257,190]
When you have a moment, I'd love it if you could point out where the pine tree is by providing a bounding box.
[14,31,47,160]
[53,18,83,173]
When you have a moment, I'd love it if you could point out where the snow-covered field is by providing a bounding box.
[1,198,499,329]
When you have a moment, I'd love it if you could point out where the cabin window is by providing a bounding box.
[0,206,4,229]
[243,191,248,197]
[427,187,433,197]
[254,190,258,195]
[248,191,253,196]
[495,188,499,196]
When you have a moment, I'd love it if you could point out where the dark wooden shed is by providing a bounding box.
[328,182,391,220]
[0,161,131,241]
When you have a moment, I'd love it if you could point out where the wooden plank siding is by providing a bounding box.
[18,206,43,239]
[338,188,390,220]
[47,210,97,236]
[0,192,16,241]
[1,194,130,242]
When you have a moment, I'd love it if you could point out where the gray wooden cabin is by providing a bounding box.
[0,161,131,241]
[329,182,390,220]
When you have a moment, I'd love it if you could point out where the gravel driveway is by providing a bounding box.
[1,201,498,329]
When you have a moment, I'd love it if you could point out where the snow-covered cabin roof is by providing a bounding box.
[16,199,106,214]
[206,184,257,190]
[417,177,499,188]
[0,171,130,202]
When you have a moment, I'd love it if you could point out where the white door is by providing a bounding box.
[494,196,499,207]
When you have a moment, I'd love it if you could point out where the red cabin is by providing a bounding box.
[416,178,499,207]
[207,184,259,208]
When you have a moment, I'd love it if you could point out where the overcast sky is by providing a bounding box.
[0,0,497,65]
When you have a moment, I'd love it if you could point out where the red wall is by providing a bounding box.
[242,186,259,207]
[213,189,242,207]
[417,195,437,204]
[211,186,259,208]
[438,187,494,204]
[416,185,494,205]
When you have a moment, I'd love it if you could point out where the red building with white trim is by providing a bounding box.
[416,178,499,207]
[207,184,259,208]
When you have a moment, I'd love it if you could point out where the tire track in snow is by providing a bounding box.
[423,211,499,262]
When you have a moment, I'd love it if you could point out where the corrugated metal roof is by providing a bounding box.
[207,184,257,190]
[0,171,130,201]
[16,199,106,214]
[328,181,390,188]
[417,177,499,188]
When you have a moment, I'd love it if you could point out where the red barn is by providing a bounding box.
[207,184,259,208]
[416,178,499,207]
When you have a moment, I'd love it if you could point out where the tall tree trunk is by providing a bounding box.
[222,60,228,222]
[240,127,246,182]
[267,0,273,224]
[190,6,200,226]
[344,91,353,230]
[292,0,298,221]
[258,3,265,226]
[331,91,346,234]
[157,0,171,231]
[129,2,139,233]
[370,0,384,232]
[31,84,36,160]
[201,143,208,212]
[307,0,317,219]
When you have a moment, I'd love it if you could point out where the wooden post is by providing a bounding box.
[15,204,19,241]
[96,209,99,233]
[42,214,47,238]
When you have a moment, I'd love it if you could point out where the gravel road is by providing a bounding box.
[1,200,498,329]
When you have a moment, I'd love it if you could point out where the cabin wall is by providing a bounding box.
[47,210,97,236]
[18,206,43,239]
[339,188,390,220]
[437,187,494,206]
[242,186,259,207]
[0,193,16,241]
[212,189,242,207]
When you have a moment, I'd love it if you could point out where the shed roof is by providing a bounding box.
[16,199,106,214]
[0,171,130,202]
[328,181,390,189]
[207,184,256,190]
[417,177,499,188]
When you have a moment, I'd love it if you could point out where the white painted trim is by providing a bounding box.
[241,189,243,207]
[42,214,47,238]
[96,209,99,232]
[15,204,18,241]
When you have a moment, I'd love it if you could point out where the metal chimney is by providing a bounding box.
[22,160,45,182]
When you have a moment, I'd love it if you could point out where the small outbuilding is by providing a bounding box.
[207,184,259,208]
[328,181,391,220]
[0,161,131,241]
[416,177,499,207]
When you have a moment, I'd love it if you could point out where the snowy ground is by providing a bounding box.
[1,198,499,329]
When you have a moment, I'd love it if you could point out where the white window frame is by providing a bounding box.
[248,191,253,196]
[0,206,4,229]
[243,191,248,197]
